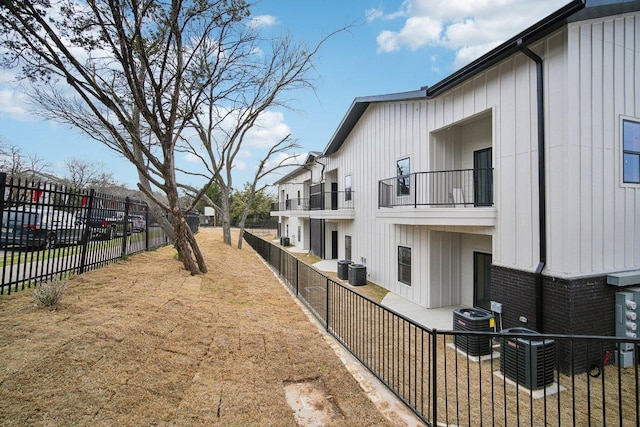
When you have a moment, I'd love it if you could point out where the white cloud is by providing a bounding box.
[245,111,291,148]
[365,8,384,23]
[183,152,201,163]
[371,0,570,67]
[249,15,278,28]
[0,88,29,120]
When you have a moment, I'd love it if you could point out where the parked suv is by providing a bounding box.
[76,209,133,240]
[0,207,82,249]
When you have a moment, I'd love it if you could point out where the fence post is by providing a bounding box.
[432,329,438,425]
[121,197,130,257]
[0,173,6,295]
[295,258,299,296]
[325,277,330,332]
[79,189,95,274]
[144,203,149,250]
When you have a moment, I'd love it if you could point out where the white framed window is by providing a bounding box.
[398,246,411,285]
[623,118,640,184]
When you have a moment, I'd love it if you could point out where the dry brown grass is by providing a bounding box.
[0,228,392,426]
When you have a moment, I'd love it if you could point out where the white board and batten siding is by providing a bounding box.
[285,9,640,308]
[548,14,640,279]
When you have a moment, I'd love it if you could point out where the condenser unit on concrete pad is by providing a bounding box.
[453,308,495,356]
[500,327,555,390]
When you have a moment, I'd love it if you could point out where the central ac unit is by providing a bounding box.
[499,327,555,390]
[453,308,494,356]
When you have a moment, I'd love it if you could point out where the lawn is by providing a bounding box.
[0,228,393,426]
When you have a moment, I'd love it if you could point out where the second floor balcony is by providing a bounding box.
[379,168,493,208]
[377,168,496,226]
[270,191,355,220]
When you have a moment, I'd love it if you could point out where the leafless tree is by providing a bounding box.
[0,0,339,269]
[61,158,115,190]
[0,139,51,181]
[0,0,256,274]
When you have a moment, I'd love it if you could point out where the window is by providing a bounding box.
[623,119,640,184]
[345,235,352,261]
[398,246,411,285]
[345,175,352,201]
[297,226,301,242]
[397,157,410,196]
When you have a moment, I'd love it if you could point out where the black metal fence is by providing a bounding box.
[244,231,640,426]
[0,173,198,294]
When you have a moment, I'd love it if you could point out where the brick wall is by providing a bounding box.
[492,265,616,373]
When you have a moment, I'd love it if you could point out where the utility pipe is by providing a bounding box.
[517,39,546,333]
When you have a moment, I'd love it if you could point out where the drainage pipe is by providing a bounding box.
[517,39,546,333]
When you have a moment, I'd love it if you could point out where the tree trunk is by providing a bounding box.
[236,227,244,249]
[185,223,207,273]
[172,210,199,275]
[220,187,232,245]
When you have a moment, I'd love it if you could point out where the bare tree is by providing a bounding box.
[182,31,340,247]
[61,158,115,190]
[0,139,51,181]
[0,0,261,274]
[1,0,340,268]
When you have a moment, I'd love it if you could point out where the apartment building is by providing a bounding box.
[271,0,640,336]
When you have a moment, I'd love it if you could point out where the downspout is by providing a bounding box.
[517,39,546,332]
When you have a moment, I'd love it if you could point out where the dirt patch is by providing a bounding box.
[0,228,392,426]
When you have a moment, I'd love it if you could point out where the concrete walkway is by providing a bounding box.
[380,293,462,331]
[310,257,462,331]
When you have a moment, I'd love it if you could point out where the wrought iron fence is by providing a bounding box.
[379,168,493,208]
[0,173,198,294]
[244,231,640,426]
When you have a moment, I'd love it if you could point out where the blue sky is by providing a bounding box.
[0,0,570,191]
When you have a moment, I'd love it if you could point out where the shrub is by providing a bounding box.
[32,279,68,308]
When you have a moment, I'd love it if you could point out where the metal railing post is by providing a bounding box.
[325,277,330,331]
[432,329,438,425]
[144,204,150,250]
[121,197,130,257]
[79,189,95,274]
[296,258,300,296]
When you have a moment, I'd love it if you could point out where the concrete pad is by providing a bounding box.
[286,246,307,254]
[447,342,500,362]
[284,382,341,426]
[312,260,337,273]
[381,292,462,331]
[493,371,566,398]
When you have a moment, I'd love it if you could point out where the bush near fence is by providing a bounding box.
[0,173,198,294]
[243,231,640,427]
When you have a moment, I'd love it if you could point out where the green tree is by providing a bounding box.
[229,183,275,226]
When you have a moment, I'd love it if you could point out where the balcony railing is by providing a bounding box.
[309,191,354,210]
[379,168,493,208]
[271,198,309,212]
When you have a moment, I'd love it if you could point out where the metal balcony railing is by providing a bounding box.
[378,168,493,208]
[271,198,309,212]
[309,191,354,210]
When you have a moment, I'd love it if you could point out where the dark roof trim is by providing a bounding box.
[323,0,592,156]
[272,152,320,185]
[425,0,586,97]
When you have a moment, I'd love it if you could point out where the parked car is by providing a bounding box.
[0,207,82,249]
[130,214,146,232]
[76,209,133,240]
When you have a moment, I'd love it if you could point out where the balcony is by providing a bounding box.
[377,168,496,226]
[270,192,355,220]
[271,198,309,212]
